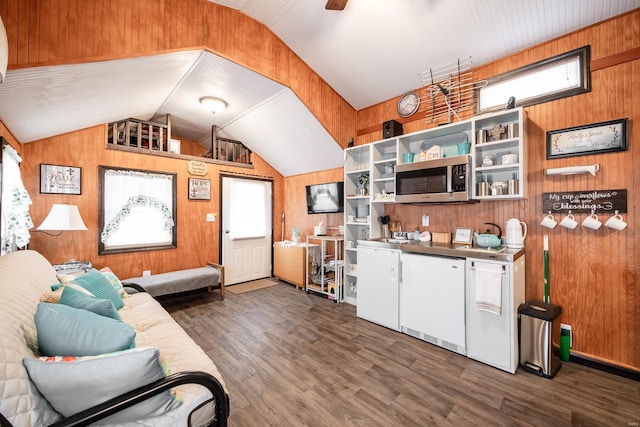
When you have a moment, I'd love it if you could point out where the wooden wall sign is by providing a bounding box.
[188,161,207,176]
[546,118,627,159]
[542,189,627,214]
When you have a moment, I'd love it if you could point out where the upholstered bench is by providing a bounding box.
[123,262,225,299]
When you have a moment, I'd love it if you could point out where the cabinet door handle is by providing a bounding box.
[470,261,506,274]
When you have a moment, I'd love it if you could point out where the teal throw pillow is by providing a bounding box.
[35,302,135,356]
[59,286,121,320]
[72,269,124,309]
[99,267,128,299]
[23,348,181,423]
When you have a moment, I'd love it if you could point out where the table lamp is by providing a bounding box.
[36,204,87,236]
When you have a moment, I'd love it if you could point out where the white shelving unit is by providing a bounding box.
[371,138,397,204]
[472,107,527,200]
[343,108,526,304]
[344,139,397,305]
[344,145,370,306]
[395,107,526,200]
[397,120,472,166]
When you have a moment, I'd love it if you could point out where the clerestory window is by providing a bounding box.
[477,46,590,113]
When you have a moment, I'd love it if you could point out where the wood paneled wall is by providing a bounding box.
[20,124,283,280]
[356,11,639,370]
[0,0,351,271]
[0,0,356,147]
[0,121,21,153]
[0,0,637,370]
[283,167,344,243]
[13,128,287,279]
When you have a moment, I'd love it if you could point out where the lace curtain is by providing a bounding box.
[1,144,34,255]
[100,168,174,250]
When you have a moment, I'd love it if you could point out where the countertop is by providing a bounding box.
[356,238,525,262]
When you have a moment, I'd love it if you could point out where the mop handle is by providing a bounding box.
[544,235,549,303]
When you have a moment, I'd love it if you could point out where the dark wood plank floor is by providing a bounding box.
[158,281,640,426]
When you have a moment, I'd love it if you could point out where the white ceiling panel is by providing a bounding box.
[0,0,637,176]
[152,50,286,144]
[218,89,345,177]
[213,0,640,109]
[0,51,201,143]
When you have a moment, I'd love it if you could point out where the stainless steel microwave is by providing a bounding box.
[395,155,471,203]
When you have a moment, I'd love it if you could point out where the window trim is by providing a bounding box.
[98,166,177,255]
[477,46,591,114]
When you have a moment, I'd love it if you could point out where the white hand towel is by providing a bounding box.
[475,267,503,315]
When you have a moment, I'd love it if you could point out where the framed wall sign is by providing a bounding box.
[188,178,211,200]
[546,118,627,159]
[453,227,473,245]
[40,164,82,195]
[542,189,627,214]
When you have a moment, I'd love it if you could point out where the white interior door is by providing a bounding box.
[221,177,272,285]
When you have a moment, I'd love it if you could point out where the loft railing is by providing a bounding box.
[107,118,170,152]
[106,118,252,166]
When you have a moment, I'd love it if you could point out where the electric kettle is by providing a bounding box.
[505,218,527,249]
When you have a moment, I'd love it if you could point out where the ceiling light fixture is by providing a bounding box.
[200,96,228,113]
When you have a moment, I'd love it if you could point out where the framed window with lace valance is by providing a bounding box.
[98,166,177,255]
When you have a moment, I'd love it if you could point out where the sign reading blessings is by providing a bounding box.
[542,189,627,214]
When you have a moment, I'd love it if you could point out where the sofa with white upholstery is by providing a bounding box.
[0,250,229,427]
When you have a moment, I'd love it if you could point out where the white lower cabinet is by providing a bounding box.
[356,245,525,373]
[400,253,466,355]
[465,256,526,373]
[356,247,401,331]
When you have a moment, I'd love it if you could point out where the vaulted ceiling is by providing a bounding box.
[0,0,637,176]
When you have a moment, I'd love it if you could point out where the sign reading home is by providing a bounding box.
[542,189,627,214]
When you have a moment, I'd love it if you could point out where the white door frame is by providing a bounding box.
[219,174,273,284]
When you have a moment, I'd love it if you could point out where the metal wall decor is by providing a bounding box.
[419,57,487,124]
[188,178,211,200]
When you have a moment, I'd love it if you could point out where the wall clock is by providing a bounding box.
[397,91,420,118]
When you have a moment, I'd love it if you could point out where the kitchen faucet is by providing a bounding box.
[391,220,402,237]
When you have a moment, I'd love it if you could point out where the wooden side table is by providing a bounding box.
[273,242,309,289]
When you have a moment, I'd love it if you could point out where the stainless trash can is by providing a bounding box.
[519,300,562,378]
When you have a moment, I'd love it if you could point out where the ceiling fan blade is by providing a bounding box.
[325,0,347,11]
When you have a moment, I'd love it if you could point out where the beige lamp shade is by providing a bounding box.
[37,204,88,231]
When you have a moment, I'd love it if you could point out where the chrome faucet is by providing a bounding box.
[391,220,403,238]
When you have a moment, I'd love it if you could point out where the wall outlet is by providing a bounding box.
[560,323,572,347]
[142,270,151,277]
[422,214,430,227]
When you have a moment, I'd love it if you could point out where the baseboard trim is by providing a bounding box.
[569,353,640,382]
